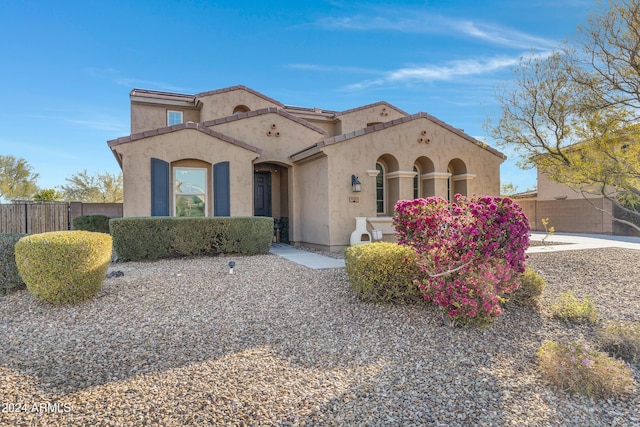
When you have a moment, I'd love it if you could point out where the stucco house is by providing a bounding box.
[514,168,639,236]
[107,85,506,251]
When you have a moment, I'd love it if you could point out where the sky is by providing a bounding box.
[0,0,597,196]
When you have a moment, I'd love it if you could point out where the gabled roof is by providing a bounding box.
[195,85,285,107]
[202,107,327,135]
[283,105,339,118]
[336,101,408,117]
[107,122,262,167]
[129,89,196,106]
[291,112,506,161]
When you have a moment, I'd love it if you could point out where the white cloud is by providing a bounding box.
[285,63,382,75]
[113,77,189,93]
[341,49,555,90]
[316,10,558,50]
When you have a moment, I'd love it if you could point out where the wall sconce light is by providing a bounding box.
[351,174,361,192]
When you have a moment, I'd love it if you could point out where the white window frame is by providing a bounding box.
[413,165,420,199]
[167,110,183,126]
[376,162,386,214]
[173,167,207,217]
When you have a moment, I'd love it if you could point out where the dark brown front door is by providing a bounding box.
[254,172,272,217]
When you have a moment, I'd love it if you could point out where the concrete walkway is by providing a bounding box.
[269,243,346,269]
[528,232,640,253]
[270,233,640,269]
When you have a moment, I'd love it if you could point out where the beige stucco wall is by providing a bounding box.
[197,90,280,122]
[292,156,330,247]
[131,103,200,134]
[314,117,502,249]
[519,198,613,234]
[207,113,322,165]
[112,129,258,217]
[537,169,603,201]
[338,105,407,134]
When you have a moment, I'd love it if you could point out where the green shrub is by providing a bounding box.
[0,233,27,296]
[15,231,112,304]
[344,242,423,302]
[537,340,635,398]
[508,267,547,307]
[597,320,640,364]
[550,291,598,323]
[109,216,273,261]
[73,214,111,233]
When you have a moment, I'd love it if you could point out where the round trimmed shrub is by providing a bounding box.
[72,214,111,234]
[508,267,547,307]
[344,242,423,302]
[15,231,112,304]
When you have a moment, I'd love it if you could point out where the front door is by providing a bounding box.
[254,172,272,216]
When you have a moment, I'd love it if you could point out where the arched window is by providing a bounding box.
[413,165,419,199]
[233,105,250,115]
[376,162,385,214]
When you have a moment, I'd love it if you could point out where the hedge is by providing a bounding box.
[15,231,112,304]
[0,233,27,295]
[73,214,111,233]
[109,216,274,261]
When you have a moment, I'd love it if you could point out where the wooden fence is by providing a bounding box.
[0,202,123,234]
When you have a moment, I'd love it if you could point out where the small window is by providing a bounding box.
[376,162,385,214]
[168,110,183,126]
[174,167,206,217]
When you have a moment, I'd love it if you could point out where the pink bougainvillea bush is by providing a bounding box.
[393,195,530,326]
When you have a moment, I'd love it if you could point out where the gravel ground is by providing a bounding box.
[1,247,639,426]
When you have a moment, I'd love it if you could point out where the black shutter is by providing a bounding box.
[151,158,170,216]
[213,161,230,216]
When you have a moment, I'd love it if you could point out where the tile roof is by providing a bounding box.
[336,101,408,117]
[195,85,285,107]
[202,107,327,135]
[107,121,262,154]
[283,105,339,117]
[291,112,506,160]
[129,89,196,103]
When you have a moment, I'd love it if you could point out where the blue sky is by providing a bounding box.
[0,0,594,195]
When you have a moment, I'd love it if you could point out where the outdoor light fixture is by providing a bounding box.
[228,260,236,274]
[351,175,361,192]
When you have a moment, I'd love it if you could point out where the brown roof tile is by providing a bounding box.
[336,101,409,117]
[107,122,262,154]
[294,112,506,160]
[130,89,195,103]
[195,85,285,107]
[202,107,326,135]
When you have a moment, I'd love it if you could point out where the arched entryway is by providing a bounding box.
[254,161,290,242]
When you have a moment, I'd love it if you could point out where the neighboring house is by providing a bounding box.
[107,85,506,251]
[515,169,639,236]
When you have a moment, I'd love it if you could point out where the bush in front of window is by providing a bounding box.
[15,231,112,304]
[109,216,274,261]
[72,214,111,233]
[0,233,27,296]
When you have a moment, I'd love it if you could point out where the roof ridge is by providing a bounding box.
[195,85,285,107]
[202,107,326,135]
[336,101,409,117]
[297,112,504,160]
[107,121,262,154]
